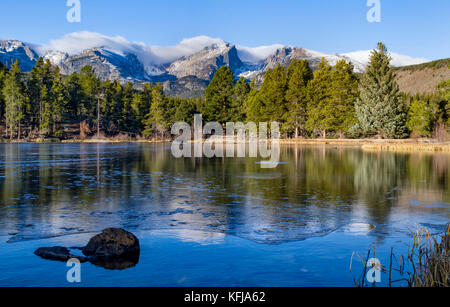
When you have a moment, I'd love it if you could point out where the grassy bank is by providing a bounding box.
[280,139,450,153]
[1,137,449,153]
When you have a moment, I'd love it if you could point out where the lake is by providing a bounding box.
[0,143,448,286]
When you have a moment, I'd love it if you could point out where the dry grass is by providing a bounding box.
[351,224,450,287]
[361,143,450,153]
[279,138,450,153]
[408,225,450,287]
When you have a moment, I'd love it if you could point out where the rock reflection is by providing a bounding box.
[89,254,140,270]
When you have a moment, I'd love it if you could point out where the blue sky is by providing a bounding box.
[0,0,449,60]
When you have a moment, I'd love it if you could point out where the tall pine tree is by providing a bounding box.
[352,43,408,139]
[50,67,67,136]
[0,62,6,121]
[202,66,235,123]
[231,77,250,122]
[306,58,333,138]
[39,85,52,136]
[143,84,168,139]
[285,59,313,138]
[2,61,28,140]
[437,80,449,125]
[257,64,287,123]
[29,58,53,132]
[330,60,359,137]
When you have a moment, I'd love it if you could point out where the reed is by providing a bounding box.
[407,225,450,287]
[351,224,450,287]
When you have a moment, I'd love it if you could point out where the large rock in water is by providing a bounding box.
[82,228,140,261]
[34,246,88,263]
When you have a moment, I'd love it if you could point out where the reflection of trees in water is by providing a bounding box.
[0,144,448,243]
[406,153,450,199]
[353,151,408,224]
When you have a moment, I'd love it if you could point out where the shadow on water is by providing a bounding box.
[0,143,448,244]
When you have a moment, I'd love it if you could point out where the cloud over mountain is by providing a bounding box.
[36,32,228,67]
[36,31,288,66]
[35,31,430,69]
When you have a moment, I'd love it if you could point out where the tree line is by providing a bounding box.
[0,42,448,141]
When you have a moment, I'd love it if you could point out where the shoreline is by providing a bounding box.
[280,138,450,153]
[0,138,449,153]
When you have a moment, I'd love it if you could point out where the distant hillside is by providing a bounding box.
[394,59,450,95]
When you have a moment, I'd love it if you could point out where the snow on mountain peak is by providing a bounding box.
[44,50,68,66]
[342,50,429,67]
[0,40,26,52]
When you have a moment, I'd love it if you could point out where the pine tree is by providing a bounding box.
[99,79,113,132]
[257,64,287,123]
[173,97,198,123]
[131,83,152,130]
[202,66,235,123]
[2,61,27,140]
[406,99,435,137]
[143,84,167,139]
[65,72,82,119]
[305,58,333,138]
[40,85,52,136]
[29,58,53,131]
[120,82,136,132]
[437,80,450,125]
[330,60,359,137]
[50,67,67,136]
[244,79,263,123]
[231,77,250,122]
[284,59,313,138]
[352,43,408,139]
[0,62,6,121]
[79,66,100,123]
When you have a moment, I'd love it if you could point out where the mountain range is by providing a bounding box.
[0,35,432,97]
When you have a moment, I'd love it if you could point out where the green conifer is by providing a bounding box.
[352,43,408,139]
[2,60,27,140]
[203,66,235,123]
[305,58,333,138]
[285,59,313,138]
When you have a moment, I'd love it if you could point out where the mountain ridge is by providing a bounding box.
[0,38,436,97]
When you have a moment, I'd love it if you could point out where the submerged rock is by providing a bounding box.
[34,246,88,263]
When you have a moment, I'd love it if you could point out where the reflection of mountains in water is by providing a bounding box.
[0,144,449,245]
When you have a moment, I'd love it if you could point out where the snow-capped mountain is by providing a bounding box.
[0,40,39,71]
[54,47,149,81]
[0,37,432,96]
[167,42,246,80]
[240,47,367,83]
[44,50,69,66]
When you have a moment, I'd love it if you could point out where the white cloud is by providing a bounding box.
[35,31,430,70]
[36,31,285,67]
[342,50,429,67]
[236,44,284,64]
[37,32,232,66]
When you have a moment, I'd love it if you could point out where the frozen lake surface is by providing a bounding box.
[0,143,448,286]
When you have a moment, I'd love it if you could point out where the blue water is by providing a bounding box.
[0,143,448,286]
